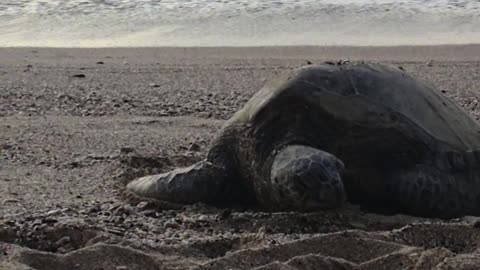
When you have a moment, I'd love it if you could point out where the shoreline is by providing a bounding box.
[1,44,480,62]
[3,43,480,48]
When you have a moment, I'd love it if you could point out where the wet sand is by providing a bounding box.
[2,45,480,269]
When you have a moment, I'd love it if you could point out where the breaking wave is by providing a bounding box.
[1,0,479,47]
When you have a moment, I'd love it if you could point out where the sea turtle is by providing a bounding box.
[127,62,480,218]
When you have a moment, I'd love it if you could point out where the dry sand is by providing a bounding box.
[1,45,480,270]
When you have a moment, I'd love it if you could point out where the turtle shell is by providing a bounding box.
[220,63,480,212]
[226,63,480,153]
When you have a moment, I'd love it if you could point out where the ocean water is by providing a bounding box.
[1,0,479,47]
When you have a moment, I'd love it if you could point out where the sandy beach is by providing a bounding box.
[2,45,480,269]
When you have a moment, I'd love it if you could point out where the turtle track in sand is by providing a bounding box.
[3,209,480,270]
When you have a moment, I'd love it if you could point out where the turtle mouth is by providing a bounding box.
[294,169,347,210]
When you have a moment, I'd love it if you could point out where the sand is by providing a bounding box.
[1,45,480,270]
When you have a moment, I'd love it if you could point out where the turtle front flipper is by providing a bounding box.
[126,160,231,204]
[265,145,347,211]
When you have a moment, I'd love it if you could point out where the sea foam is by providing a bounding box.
[1,0,479,47]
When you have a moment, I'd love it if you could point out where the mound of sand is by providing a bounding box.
[3,209,480,270]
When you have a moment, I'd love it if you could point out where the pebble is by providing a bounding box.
[106,228,125,236]
[88,204,101,214]
[2,199,19,204]
[218,209,232,220]
[188,143,201,152]
[143,210,158,218]
[164,219,181,229]
[108,204,121,212]
[136,201,151,210]
[1,144,15,150]
[120,147,135,154]
[55,236,71,247]
[32,219,43,226]
[113,205,134,216]
[198,215,209,221]
[42,218,58,224]
[46,209,63,216]
[72,74,86,78]
[257,226,267,234]
[137,201,155,211]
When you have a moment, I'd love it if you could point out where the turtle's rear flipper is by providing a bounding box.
[126,160,230,204]
[387,161,480,219]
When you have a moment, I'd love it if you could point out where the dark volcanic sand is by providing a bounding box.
[2,45,480,270]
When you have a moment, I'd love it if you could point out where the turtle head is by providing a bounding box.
[270,145,347,211]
